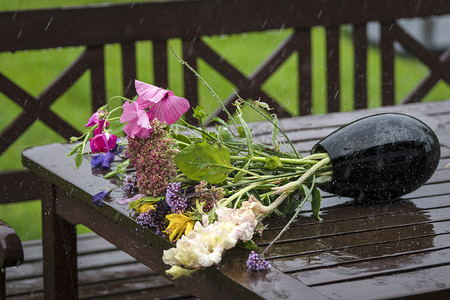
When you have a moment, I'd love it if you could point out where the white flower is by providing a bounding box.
[162,196,266,276]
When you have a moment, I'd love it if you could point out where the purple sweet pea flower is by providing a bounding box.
[91,151,115,169]
[91,140,124,169]
[93,189,111,207]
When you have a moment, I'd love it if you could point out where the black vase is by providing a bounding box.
[312,113,440,201]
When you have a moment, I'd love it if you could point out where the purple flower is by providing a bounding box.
[122,174,139,193]
[165,182,188,214]
[246,251,271,272]
[91,141,123,169]
[117,194,145,205]
[93,189,111,207]
[136,200,170,234]
[91,151,115,169]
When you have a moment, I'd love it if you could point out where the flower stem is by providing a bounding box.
[272,156,330,195]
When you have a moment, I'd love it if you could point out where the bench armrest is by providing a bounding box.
[0,220,24,268]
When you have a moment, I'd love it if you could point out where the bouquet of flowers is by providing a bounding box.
[68,64,332,278]
[68,58,440,278]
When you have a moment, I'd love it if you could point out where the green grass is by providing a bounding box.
[1,1,449,241]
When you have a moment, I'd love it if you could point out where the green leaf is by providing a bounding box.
[210,116,232,132]
[173,133,191,147]
[74,151,83,169]
[237,126,246,138]
[216,125,233,142]
[311,187,322,221]
[272,115,280,151]
[66,143,82,157]
[236,239,259,251]
[264,156,283,169]
[174,142,233,184]
[193,105,207,120]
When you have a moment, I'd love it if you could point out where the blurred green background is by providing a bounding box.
[1,0,449,241]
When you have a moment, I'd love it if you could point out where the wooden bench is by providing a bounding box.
[20,100,450,299]
[5,233,197,299]
[1,0,449,204]
[0,221,23,300]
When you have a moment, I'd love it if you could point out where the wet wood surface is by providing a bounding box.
[20,100,450,299]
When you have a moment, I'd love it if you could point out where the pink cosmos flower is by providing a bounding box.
[135,80,190,125]
[90,131,118,153]
[120,101,152,139]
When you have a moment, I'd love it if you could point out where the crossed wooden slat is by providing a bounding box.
[391,23,450,104]
[182,31,309,123]
[0,46,105,156]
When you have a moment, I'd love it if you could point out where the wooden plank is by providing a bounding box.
[294,246,450,286]
[0,170,42,204]
[353,23,368,110]
[5,233,196,300]
[326,26,341,113]
[297,28,312,116]
[380,22,395,106]
[153,40,169,89]
[121,42,137,99]
[312,264,450,299]
[2,0,450,52]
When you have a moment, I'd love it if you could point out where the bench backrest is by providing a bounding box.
[0,0,449,203]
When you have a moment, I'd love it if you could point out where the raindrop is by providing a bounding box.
[45,17,54,31]
[17,30,22,38]
[318,10,323,19]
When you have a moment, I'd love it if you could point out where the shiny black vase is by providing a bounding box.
[312,113,440,201]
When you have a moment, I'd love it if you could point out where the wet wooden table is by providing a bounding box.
[22,100,450,300]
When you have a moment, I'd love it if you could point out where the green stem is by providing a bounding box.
[261,188,311,256]
[237,95,300,159]
[220,181,264,207]
[230,154,327,165]
[170,46,239,129]
[230,166,262,178]
[272,156,330,195]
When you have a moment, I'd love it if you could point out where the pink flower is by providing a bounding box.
[120,101,152,139]
[86,112,101,127]
[90,131,118,153]
[85,111,109,135]
[135,80,190,125]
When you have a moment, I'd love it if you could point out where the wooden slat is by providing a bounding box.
[297,28,312,116]
[121,42,137,99]
[0,170,42,204]
[380,22,395,106]
[326,26,341,113]
[88,46,106,111]
[152,40,169,89]
[353,23,368,110]
[402,49,450,104]
[312,264,450,299]
[2,0,450,52]
[182,38,200,124]
[5,234,196,300]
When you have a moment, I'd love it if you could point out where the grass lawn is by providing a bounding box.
[1,0,449,241]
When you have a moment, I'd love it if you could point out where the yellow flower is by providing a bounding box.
[164,213,194,241]
[139,202,155,213]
